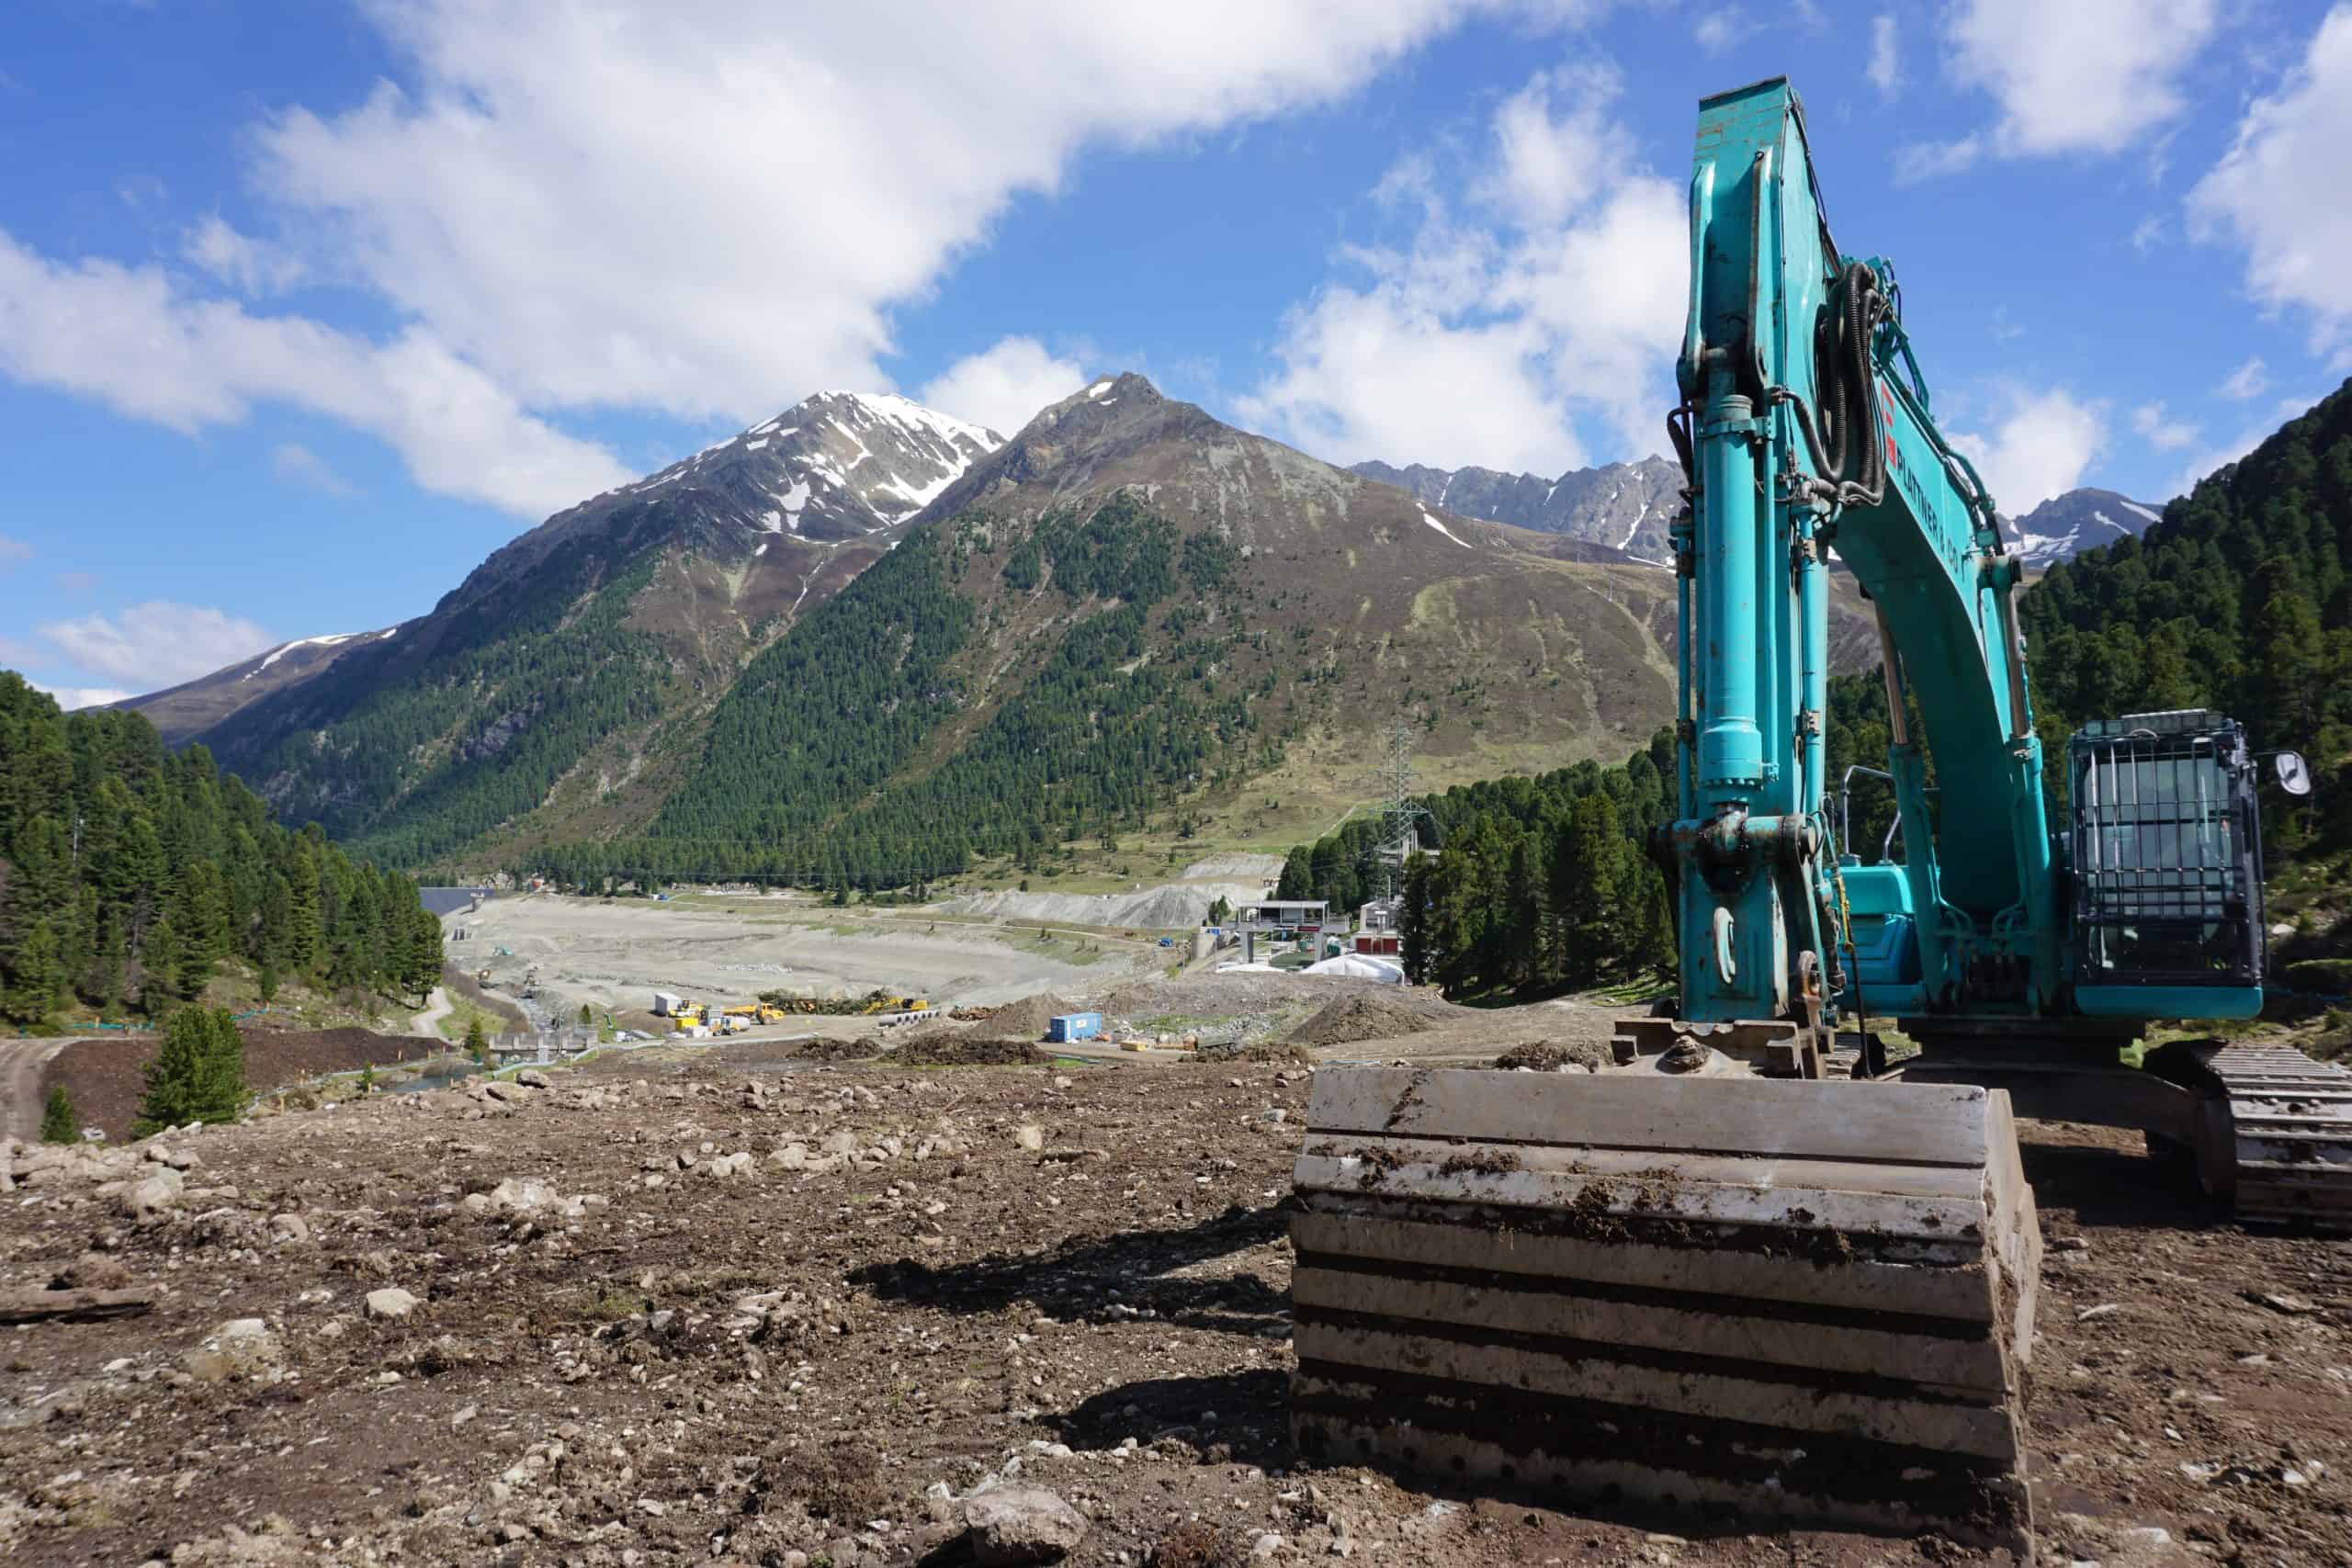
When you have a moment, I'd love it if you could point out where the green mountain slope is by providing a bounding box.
[521,376,1781,889]
[189,391,956,868]
[2018,376,2352,867]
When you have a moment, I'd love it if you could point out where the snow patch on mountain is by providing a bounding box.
[1419,505,1473,548]
[245,632,362,681]
[2005,487,2165,566]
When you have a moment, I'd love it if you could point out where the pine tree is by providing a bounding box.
[136,1007,245,1134]
[39,1085,77,1145]
[139,912,182,1015]
[1499,835,1545,992]
[1398,857,1434,984]
[579,1002,593,1028]
[464,1012,488,1062]
[196,1008,246,1122]
[3,917,59,1023]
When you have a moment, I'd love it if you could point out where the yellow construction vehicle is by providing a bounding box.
[722,1002,790,1026]
[859,993,929,1015]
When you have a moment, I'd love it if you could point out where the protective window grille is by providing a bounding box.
[2068,712,2259,984]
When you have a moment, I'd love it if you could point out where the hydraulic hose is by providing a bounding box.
[1817,261,1888,509]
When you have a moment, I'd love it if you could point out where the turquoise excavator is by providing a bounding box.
[1287,77,2349,1552]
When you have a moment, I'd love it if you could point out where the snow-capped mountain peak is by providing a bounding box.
[620,390,1003,542]
[2004,487,2165,567]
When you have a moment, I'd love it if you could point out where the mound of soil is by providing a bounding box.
[787,1037,872,1063]
[1494,1041,1610,1073]
[45,1024,441,1142]
[1293,994,1441,1046]
[985,991,1080,1041]
[895,1036,1041,1066]
[1199,1042,1317,1065]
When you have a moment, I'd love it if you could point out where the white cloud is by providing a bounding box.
[1694,10,1753,55]
[37,601,277,693]
[917,338,1082,436]
[1476,62,1632,228]
[0,535,30,566]
[1927,0,2220,172]
[30,682,135,712]
[1238,62,1683,474]
[2130,400,2199,452]
[1893,135,1983,185]
[2189,7,2352,357]
[185,216,305,295]
[3,2,1577,521]
[0,231,633,517]
[1867,14,1901,98]
[271,441,359,498]
[2130,215,2164,253]
[2219,356,2268,400]
[1952,388,2107,514]
[244,1,1556,424]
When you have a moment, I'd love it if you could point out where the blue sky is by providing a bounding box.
[1,0,2345,705]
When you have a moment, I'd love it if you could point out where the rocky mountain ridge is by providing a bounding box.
[1350,454,1685,560]
[1353,451,2163,570]
[113,626,402,745]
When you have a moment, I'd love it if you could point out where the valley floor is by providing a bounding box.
[453,892,1167,1024]
[2,994,2347,1566]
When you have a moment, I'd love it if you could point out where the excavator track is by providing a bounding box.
[1289,1067,2041,1555]
[2203,1042,2352,1228]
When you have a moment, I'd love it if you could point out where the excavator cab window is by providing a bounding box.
[2067,711,2263,987]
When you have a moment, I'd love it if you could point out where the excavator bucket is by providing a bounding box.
[1289,1068,2041,1555]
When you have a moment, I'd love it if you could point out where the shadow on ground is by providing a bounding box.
[849,1201,1292,1337]
[2018,1136,2226,1231]
[1041,1370,1290,1469]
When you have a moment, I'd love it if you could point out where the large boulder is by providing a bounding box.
[962,1487,1087,1565]
[182,1318,284,1383]
[365,1287,420,1321]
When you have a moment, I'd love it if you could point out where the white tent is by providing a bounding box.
[1303,953,1407,984]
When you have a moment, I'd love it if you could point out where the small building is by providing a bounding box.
[1237,899,1330,964]
[1353,897,1402,956]
[1046,1011,1103,1043]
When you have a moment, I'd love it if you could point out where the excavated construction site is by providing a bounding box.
[2,978,2349,1568]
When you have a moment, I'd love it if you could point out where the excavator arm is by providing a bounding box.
[1665,75,2056,1043]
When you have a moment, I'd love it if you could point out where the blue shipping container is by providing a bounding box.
[1046,1012,1102,1043]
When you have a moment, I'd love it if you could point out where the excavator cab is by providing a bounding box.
[2066,710,2265,1019]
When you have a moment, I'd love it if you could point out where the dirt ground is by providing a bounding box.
[2,1019,2348,1566]
[42,1025,457,1144]
[453,896,1158,1019]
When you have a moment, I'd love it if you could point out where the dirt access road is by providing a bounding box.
[3,1038,2348,1567]
[0,1035,80,1142]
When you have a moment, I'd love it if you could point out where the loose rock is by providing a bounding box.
[962,1486,1087,1565]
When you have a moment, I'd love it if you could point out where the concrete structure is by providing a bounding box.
[1238,899,1330,964]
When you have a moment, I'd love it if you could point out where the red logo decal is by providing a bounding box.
[1878,382,1898,467]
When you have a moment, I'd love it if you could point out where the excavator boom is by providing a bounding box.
[1289,78,2047,1550]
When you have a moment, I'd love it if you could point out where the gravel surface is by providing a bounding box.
[2,1047,2347,1567]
